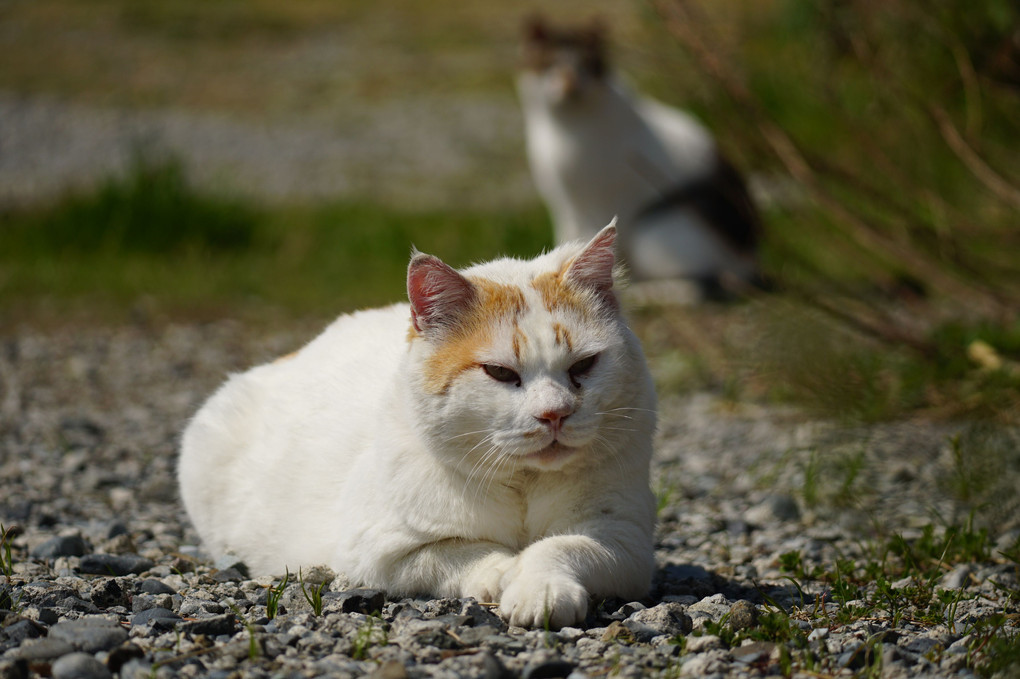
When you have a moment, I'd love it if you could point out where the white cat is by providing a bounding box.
[178,223,657,629]
[517,17,762,294]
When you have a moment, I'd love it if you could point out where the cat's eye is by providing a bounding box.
[568,354,598,387]
[482,364,521,386]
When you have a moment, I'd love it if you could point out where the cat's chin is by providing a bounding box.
[522,441,578,469]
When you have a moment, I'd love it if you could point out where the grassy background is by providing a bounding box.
[1,0,1019,422]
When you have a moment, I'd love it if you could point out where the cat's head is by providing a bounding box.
[519,15,609,107]
[406,222,655,477]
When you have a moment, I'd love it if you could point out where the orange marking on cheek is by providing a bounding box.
[273,351,299,364]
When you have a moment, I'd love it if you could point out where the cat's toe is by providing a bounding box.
[462,553,517,603]
[499,576,588,629]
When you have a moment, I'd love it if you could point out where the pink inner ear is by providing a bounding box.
[407,254,475,334]
[565,224,617,292]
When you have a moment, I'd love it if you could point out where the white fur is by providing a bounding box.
[518,70,755,283]
[178,230,657,628]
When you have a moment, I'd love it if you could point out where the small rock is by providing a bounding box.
[12,637,76,661]
[212,556,250,577]
[1,619,43,644]
[905,637,942,655]
[600,621,634,643]
[745,493,801,525]
[685,634,725,653]
[732,641,775,664]
[726,600,758,631]
[630,602,693,637]
[106,521,129,539]
[99,534,136,555]
[31,535,88,559]
[51,652,113,679]
[106,644,146,674]
[48,617,129,653]
[137,579,176,596]
[368,660,409,679]
[179,613,237,636]
[130,607,181,629]
[0,658,29,679]
[808,627,829,641]
[90,579,130,608]
[940,564,973,590]
[324,588,386,614]
[210,567,245,583]
[523,659,575,679]
[79,554,154,576]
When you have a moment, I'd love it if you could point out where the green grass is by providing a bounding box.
[660,522,1019,678]
[0,156,552,324]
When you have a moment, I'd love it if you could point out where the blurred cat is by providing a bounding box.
[178,223,657,629]
[518,16,763,298]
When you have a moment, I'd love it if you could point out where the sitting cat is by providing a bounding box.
[178,223,657,628]
[517,16,763,297]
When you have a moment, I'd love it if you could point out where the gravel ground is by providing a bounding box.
[0,91,533,210]
[1,321,1018,679]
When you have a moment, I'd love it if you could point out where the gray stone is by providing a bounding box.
[726,600,758,631]
[31,535,88,559]
[51,652,113,679]
[685,634,725,653]
[48,617,129,653]
[130,607,181,628]
[0,658,28,679]
[89,579,130,608]
[523,659,575,679]
[904,637,942,655]
[324,588,386,615]
[12,637,76,661]
[179,613,237,636]
[78,554,154,576]
[137,579,176,596]
[630,602,693,637]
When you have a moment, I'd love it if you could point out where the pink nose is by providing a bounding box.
[536,407,572,431]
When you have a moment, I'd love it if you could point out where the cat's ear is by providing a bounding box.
[407,251,477,337]
[524,13,550,44]
[564,219,618,304]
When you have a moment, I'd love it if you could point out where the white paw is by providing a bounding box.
[498,574,589,629]
[461,553,517,604]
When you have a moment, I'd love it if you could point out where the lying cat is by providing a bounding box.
[178,223,657,628]
[518,16,763,295]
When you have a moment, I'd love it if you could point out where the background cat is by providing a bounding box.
[517,16,763,298]
[178,224,657,628]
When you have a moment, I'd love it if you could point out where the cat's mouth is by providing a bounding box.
[526,441,576,466]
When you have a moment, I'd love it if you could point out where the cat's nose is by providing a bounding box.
[536,407,572,431]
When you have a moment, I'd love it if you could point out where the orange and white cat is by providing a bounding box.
[178,223,657,628]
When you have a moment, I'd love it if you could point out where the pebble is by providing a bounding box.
[48,618,129,653]
[51,652,113,679]
[79,554,155,576]
[30,535,88,559]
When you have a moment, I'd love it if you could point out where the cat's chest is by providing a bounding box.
[497,473,582,544]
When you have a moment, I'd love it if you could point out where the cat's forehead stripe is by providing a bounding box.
[552,323,573,352]
[530,257,588,314]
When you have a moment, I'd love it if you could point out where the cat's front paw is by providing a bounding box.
[461,552,518,604]
[498,574,588,629]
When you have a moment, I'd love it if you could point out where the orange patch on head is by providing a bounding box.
[273,351,299,364]
[552,322,574,352]
[419,279,527,395]
[531,257,590,315]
